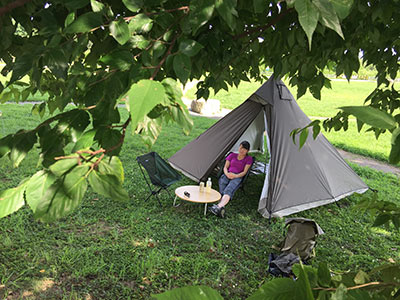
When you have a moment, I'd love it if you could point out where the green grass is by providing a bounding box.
[184,79,376,116]
[0,104,400,299]
[322,121,393,162]
[294,80,376,118]
[185,79,399,164]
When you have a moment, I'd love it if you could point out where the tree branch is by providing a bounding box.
[0,0,33,17]
[105,116,131,154]
[212,7,294,84]
[313,281,399,291]
[234,8,294,40]
[150,34,179,80]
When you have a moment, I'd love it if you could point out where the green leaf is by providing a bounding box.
[97,156,125,183]
[253,0,266,13]
[215,0,238,32]
[46,49,69,79]
[64,12,75,27]
[299,128,309,149]
[9,54,35,84]
[34,165,89,222]
[330,0,354,19]
[72,129,96,152]
[92,98,120,127]
[65,0,89,10]
[161,78,183,103]
[354,270,369,285]
[390,129,400,163]
[90,0,105,12]
[169,105,193,135]
[295,262,315,300]
[49,155,80,177]
[88,171,129,202]
[57,110,91,142]
[122,0,143,12]
[339,106,397,130]
[356,118,364,132]
[129,35,151,50]
[391,128,400,145]
[37,126,65,168]
[128,79,166,131]
[0,134,13,158]
[173,54,191,84]
[373,213,392,227]
[65,12,103,34]
[0,182,27,219]
[331,283,347,300]
[151,285,223,300]
[247,278,296,300]
[389,139,400,164]
[179,39,204,57]
[128,14,153,34]
[26,170,57,212]
[290,128,299,145]
[317,262,331,287]
[136,116,163,148]
[372,264,400,283]
[95,128,123,156]
[295,0,319,50]
[109,19,130,45]
[392,214,400,229]
[189,0,215,34]
[313,0,344,39]
[312,123,321,139]
[10,130,37,168]
[100,50,133,71]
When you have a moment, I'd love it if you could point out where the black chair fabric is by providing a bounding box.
[136,152,181,205]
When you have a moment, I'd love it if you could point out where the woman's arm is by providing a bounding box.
[223,160,231,176]
[232,163,251,179]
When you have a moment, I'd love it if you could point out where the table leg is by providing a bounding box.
[204,203,207,216]
[173,195,180,207]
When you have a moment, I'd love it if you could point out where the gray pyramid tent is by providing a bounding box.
[169,75,368,218]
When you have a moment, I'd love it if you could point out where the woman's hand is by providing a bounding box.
[226,172,237,179]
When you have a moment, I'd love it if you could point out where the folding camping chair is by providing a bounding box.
[136,152,181,206]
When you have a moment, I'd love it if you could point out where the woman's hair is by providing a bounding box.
[240,140,250,150]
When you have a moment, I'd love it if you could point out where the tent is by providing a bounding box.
[168,75,369,218]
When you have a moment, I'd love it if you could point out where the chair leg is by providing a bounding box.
[155,194,162,207]
[165,188,174,201]
[145,192,153,202]
[144,187,163,207]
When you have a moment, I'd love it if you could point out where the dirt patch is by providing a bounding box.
[338,149,400,177]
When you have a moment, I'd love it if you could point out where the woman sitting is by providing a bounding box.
[209,141,253,218]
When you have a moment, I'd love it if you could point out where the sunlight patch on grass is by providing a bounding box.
[370,227,392,236]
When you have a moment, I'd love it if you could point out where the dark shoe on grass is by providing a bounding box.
[208,204,220,216]
[219,207,226,218]
[208,204,225,218]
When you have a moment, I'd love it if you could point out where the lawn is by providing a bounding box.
[185,79,398,164]
[0,104,399,299]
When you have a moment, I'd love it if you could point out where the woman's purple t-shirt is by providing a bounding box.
[226,153,253,174]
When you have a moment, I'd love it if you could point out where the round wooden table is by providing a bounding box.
[173,185,221,216]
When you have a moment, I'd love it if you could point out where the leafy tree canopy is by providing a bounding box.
[0,0,399,221]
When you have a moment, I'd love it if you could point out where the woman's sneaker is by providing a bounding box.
[219,207,226,218]
[208,204,225,218]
